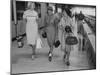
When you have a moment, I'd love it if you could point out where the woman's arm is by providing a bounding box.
[70,18,74,33]
[22,11,27,26]
[44,15,47,27]
[58,18,64,31]
[36,13,39,24]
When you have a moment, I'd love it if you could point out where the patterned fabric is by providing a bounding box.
[58,13,73,50]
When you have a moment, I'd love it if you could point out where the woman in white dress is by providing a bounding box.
[23,2,39,60]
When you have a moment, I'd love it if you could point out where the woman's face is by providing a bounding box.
[48,10,53,15]
[30,3,35,10]
[62,11,66,17]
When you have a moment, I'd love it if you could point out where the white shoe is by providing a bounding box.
[48,53,52,62]
[49,53,52,57]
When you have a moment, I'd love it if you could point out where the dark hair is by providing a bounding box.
[65,26,72,33]
[64,8,72,18]
[47,6,53,11]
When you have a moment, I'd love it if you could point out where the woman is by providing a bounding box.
[44,7,58,61]
[23,2,39,60]
[75,11,85,51]
[58,7,73,65]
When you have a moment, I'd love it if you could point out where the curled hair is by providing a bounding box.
[47,6,53,11]
[27,2,35,9]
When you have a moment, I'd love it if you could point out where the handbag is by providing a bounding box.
[42,31,47,38]
[54,40,60,48]
[36,36,43,49]
[65,35,78,45]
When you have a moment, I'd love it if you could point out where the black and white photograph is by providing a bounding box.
[11,0,96,74]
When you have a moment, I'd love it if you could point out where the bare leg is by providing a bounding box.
[48,45,53,62]
[61,31,64,51]
[63,47,67,61]
[30,44,36,60]
[64,45,71,66]
[80,35,83,51]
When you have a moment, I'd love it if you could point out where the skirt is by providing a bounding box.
[26,22,38,45]
[46,26,56,47]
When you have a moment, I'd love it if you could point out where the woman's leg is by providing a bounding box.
[30,44,36,60]
[48,45,53,61]
[78,34,83,51]
[47,35,54,61]
[64,45,71,66]
[61,31,64,51]
[63,47,67,61]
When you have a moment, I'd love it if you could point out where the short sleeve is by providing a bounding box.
[23,11,27,19]
[36,13,38,19]
[59,18,64,26]
[58,18,64,30]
